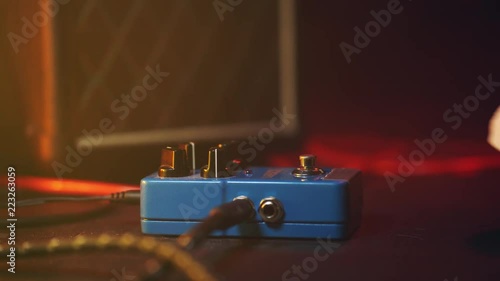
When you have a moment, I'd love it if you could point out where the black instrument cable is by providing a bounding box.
[14,190,141,207]
[141,197,255,281]
[1,192,255,281]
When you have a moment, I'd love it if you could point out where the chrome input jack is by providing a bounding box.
[258,197,284,223]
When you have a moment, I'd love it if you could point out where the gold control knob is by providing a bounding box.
[157,142,195,177]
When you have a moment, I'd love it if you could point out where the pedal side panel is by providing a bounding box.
[141,175,225,220]
[141,220,349,239]
[140,167,362,239]
[225,180,348,223]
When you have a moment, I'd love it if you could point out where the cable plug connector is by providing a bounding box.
[109,190,141,204]
[177,196,255,250]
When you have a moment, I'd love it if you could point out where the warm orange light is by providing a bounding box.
[5,177,139,196]
[39,0,56,163]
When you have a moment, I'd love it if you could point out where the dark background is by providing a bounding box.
[1,0,499,182]
[299,0,500,139]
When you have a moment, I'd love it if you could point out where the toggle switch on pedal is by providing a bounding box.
[200,142,246,178]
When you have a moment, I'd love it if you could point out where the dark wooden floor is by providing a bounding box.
[2,170,499,281]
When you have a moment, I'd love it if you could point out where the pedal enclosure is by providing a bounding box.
[141,167,362,239]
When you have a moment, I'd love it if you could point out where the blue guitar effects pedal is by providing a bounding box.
[141,142,362,239]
